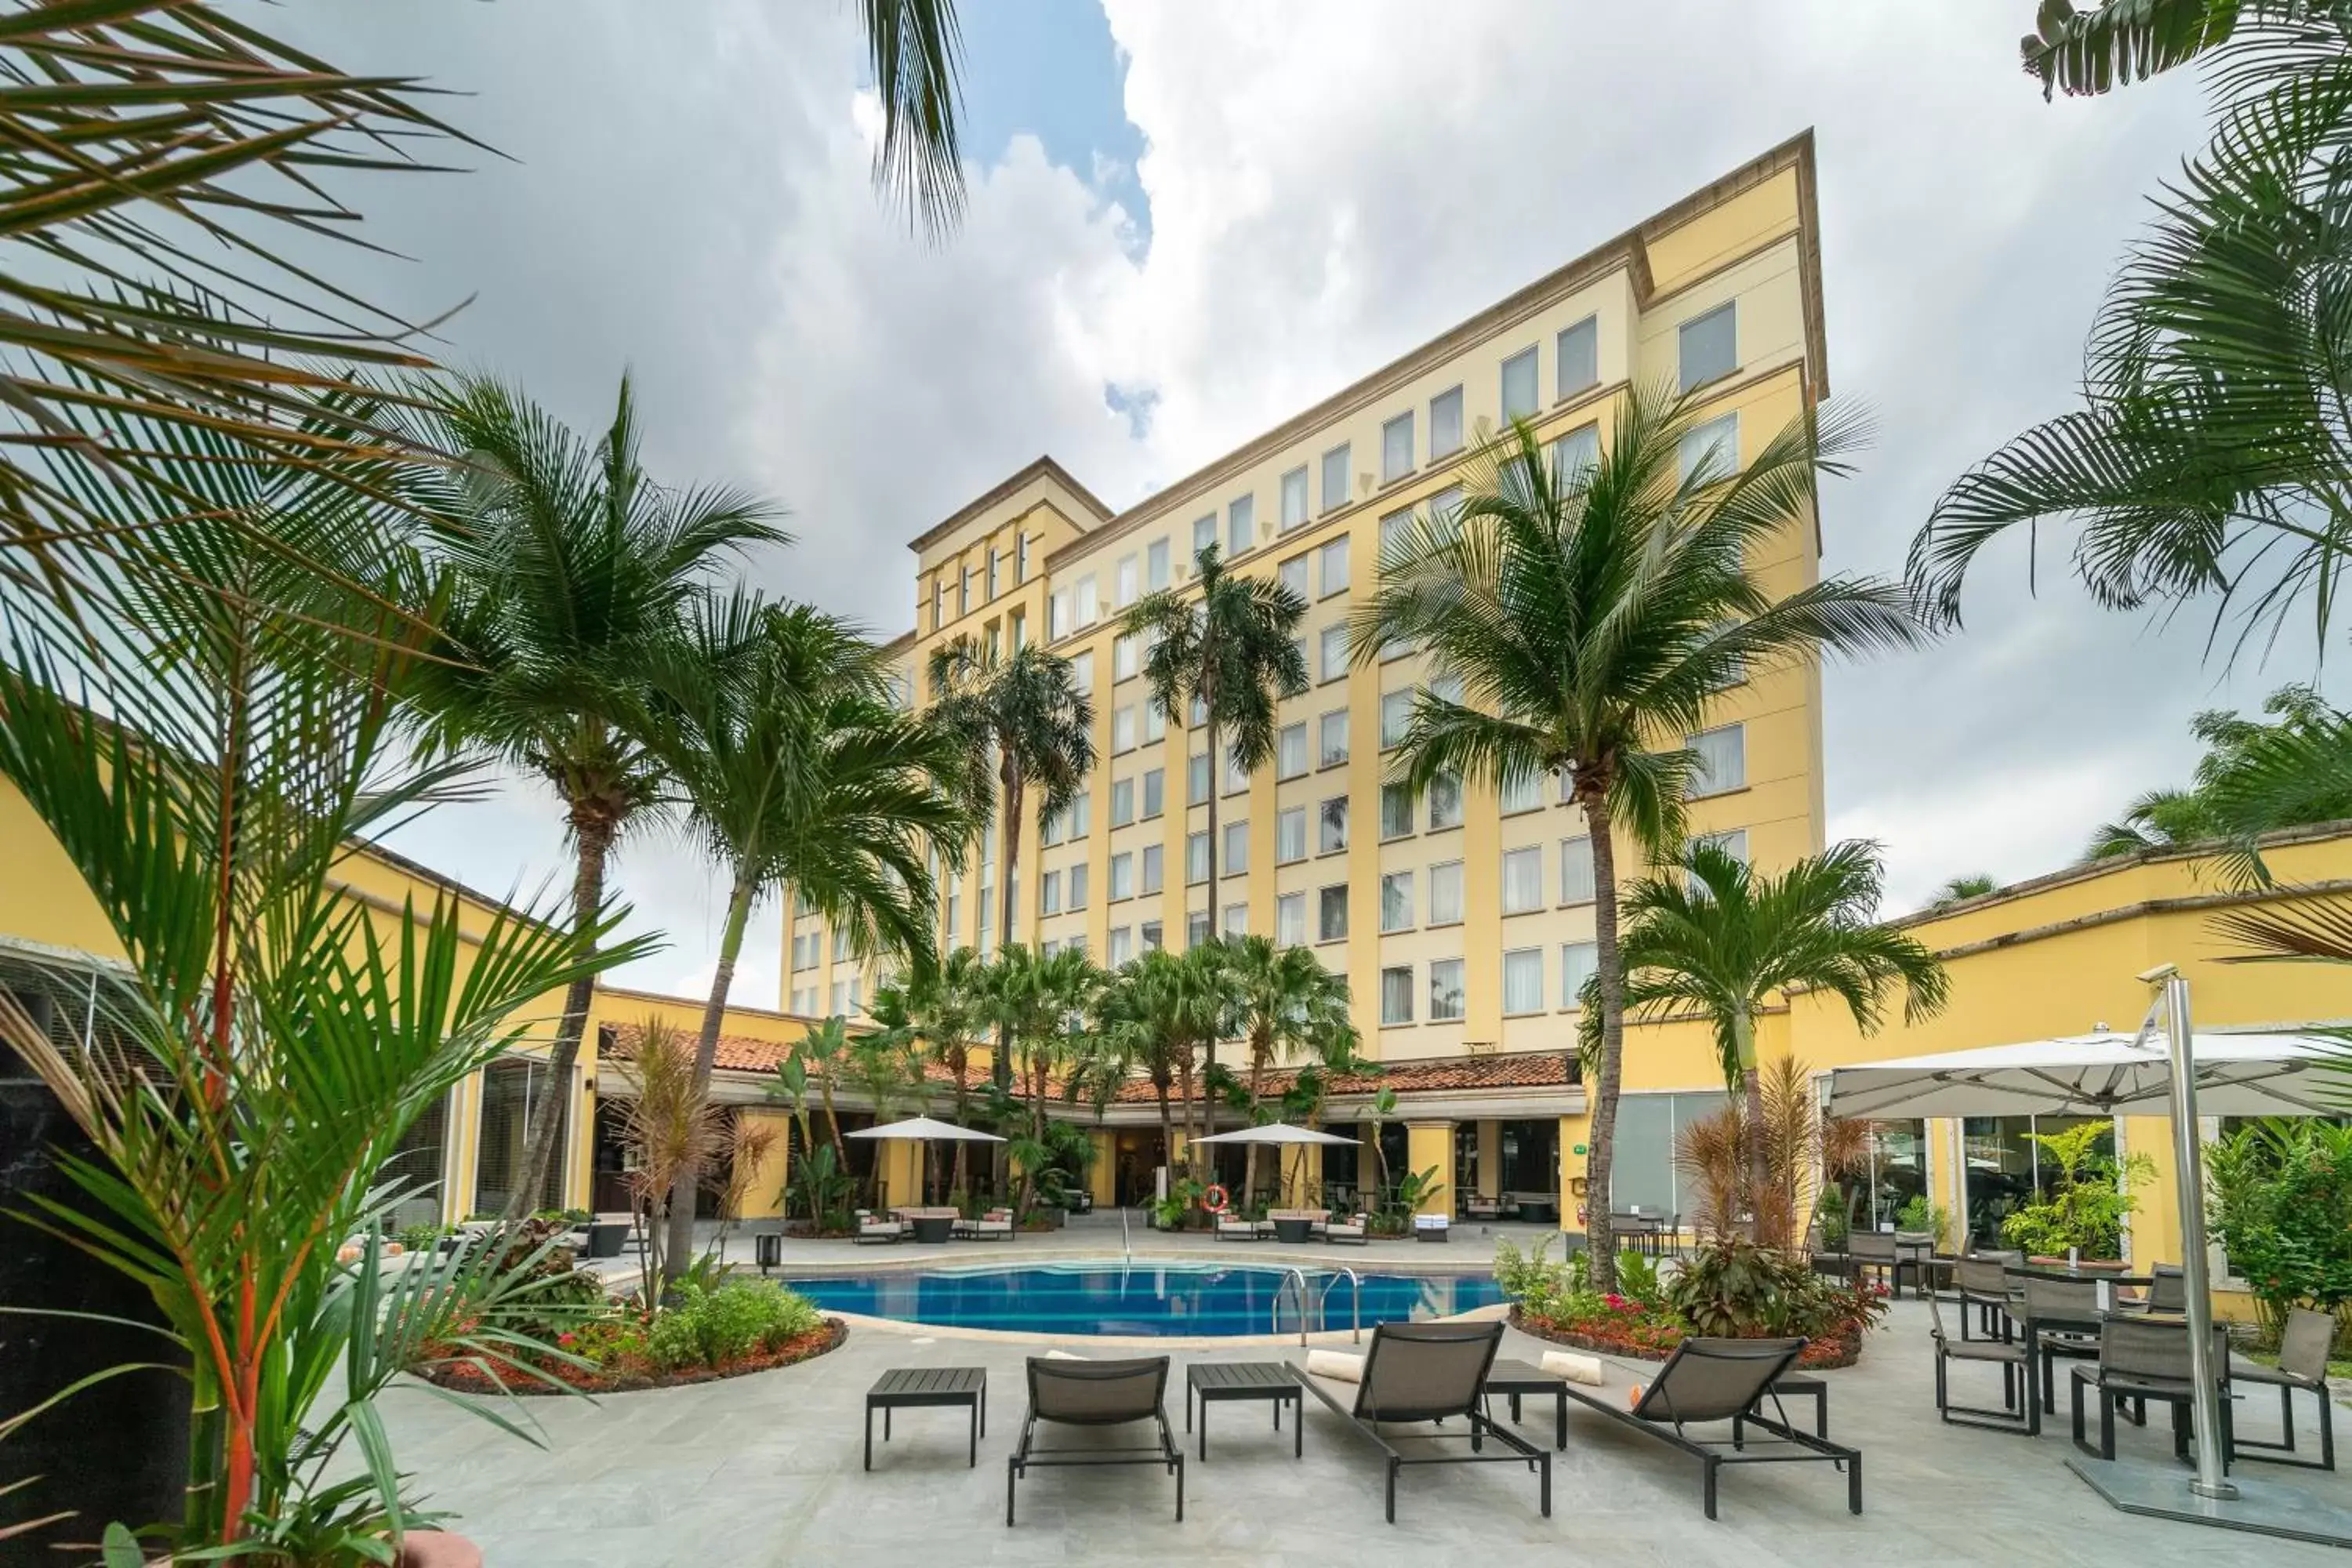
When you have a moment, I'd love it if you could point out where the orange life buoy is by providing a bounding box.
[1203,1183,1230,1214]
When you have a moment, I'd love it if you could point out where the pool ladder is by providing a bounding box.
[1271,1265,1362,1346]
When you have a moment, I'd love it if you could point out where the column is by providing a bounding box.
[1088,1129,1116,1209]
[880,1138,924,1210]
[732,1107,795,1219]
[1559,1113,1590,1237]
[1476,1119,1501,1201]
[1406,1121,1455,1217]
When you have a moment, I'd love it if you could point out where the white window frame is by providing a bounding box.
[1428,957,1466,1023]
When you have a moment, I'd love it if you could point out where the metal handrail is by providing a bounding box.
[1314,1265,1363,1343]
[1120,1203,1131,1261]
[1272,1265,1317,1345]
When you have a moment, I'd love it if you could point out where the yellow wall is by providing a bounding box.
[732,1106,794,1220]
[1405,1123,1454,1217]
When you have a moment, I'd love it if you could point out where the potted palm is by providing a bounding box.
[2000,1123,2154,1269]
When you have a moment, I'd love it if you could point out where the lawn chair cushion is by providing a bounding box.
[1306,1348,1364,1383]
[1539,1350,1607,1385]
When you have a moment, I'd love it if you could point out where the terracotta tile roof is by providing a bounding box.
[1107,1051,1578,1102]
[601,1022,965,1085]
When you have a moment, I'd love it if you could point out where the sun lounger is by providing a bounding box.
[1325,1214,1368,1245]
[1294,1320,1549,1523]
[855,1209,908,1245]
[955,1207,1014,1241]
[1559,1337,1860,1519]
[1007,1355,1183,1525]
[1214,1213,1267,1242]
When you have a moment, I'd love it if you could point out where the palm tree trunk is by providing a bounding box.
[1581,786,1627,1294]
[993,759,1022,1087]
[503,818,613,1222]
[1242,1040,1268,1204]
[1735,1013,1768,1216]
[951,1069,971,1201]
[1197,679,1220,1181]
[1153,1075,1175,1196]
[670,868,756,1281]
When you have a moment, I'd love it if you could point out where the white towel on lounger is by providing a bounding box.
[1540,1350,1607,1386]
[1305,1348,1363,1383]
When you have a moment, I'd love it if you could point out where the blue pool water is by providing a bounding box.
[786,1260,1504,1337]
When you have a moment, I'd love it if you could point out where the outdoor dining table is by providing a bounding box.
[2008,1265,2154,1423]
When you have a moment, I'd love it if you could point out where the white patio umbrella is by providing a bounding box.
[1824,976,2351,1541]
[1187,1123,1359,1145]
[846,1116,1004,1209]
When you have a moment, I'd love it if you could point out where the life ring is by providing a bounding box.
[1203,1183,1230,1214]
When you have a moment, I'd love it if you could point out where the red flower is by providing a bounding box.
[557,1332,577,1347]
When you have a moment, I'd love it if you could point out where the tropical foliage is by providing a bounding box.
[2084,684,2352,873]
[1929,873,2000,907]
[1352,394,1924,1284]
[1998,1121,2156,1258]
[2206,1118,2352,1345]
[1221,936,1356,1203]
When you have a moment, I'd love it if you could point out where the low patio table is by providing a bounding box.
[1271,1216,1315,1244]
[1759,1370,1828,1436]
[864,1367,985,1470]
[1483,1358,1570,1449]
[1517,1197,1558,1226]
[1185,1360,1301,1461]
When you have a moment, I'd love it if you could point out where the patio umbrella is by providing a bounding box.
[1187,1123,1359,1145]
[1824,978,2351,1542]
[847,1117,1004,1209]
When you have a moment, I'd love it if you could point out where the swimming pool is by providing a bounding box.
[785,1259,1504,1337]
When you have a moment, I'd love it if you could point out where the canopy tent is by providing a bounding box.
[845,1116,1004,1142]
[1187,1123,1359,1146]
[1823,1028,2340,1121]
[1825,982,2352,1544]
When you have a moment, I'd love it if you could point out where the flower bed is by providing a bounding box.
[419,1316,846,1396]
[1510,1304,1863,1369]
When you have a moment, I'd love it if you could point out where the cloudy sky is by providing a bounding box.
[273,2,2328,1004]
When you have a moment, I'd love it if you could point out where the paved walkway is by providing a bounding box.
[383,1292,2352,1566]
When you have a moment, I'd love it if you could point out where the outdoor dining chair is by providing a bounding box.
[1846,1230,1900,1295]
[1926,1290,2033,1433]
[2018,1275,2103,1414]
[2125,1262,2186,1316]
[2068,1315,2232,1466]
[1954,1255,2020,1341]
[2231,1307,2336,1472]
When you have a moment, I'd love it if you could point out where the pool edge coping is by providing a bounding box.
[816,1300,1513,1351]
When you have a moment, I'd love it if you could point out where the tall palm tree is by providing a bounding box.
[649,597,971,1275]
[869,945,990,1198]
[1222,936,1354,1203]
[1350,393,1926,1287]
[1123,543,1308,1075]
[402,373,786,1221]
[925,637,1095,1084]
[1099,947,1228,1185]
[1915,6,2352,664]
[1596,840,1949,1195]
[1929,873,2001,906]
[982,946,1105,1215]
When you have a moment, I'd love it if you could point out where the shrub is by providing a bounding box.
[647,1281,825,1371]
[1664,1236,1885,1341]
[1998,1121,2153,1258]
[2208,1120,2352,1345]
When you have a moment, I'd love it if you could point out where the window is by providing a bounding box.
[1065,789,1091,838]
[1679,301,1736,391]
[1225,746,1248,796]
[1223,819,1248,875]
[1501,345,1539,419]
[1551,423,1599,489]
[1381,411,1414,482]
[1430,385,1464,458]
[945,895,959,940]
[1189,752,1210,804]
[1304,537,1345,603]
[1276,806,1306,863]
[1277,722,1307,780]
[1040,869,1063,916]
[1503,948,1544,1015]
[791,931,820,971]
[1109,851,1134,902]
[1147,537,1171,591]
[1380,871,1414,933]
[1188,911,1211,948]
[1319,623,1350,682]
[985,550,1000,601]
[1428,771,1463,830]
[1069,651,1094,698]
[1319,795,1349,854]
[1697,828,1750,866]
[1279,552,1317,601]
[1380,690,1414,749]
[1187,831,1210,884]
[1007,611,1026,653]
[1687,724,1746,797]
[1116,553,1138,608]
[833,925,854,963]
[1558,314,1599,398]
[1228,493,1255,557]
[931,576,946,630]
[1141,842,1163,895]
[1381,965,1414,1025]
[1277,892,1307,946]
[1319,709,1349,768]
[1069,862,1090,909]
[1501,770,1542,814]
[1704,619,1748,692]
[830,978,851,1014]
[1144,695,1167,743]
[1113,632,1139,682]
[1561,941,1598,1006]
[1017,532,1030,583]
[1379,505,1414,559]
[1280,466,1309,532]
[960,567,974,615]
[1193,514,1216,557]
[1110,776,1136,826]
[976,888,993,947]
[1141,920,1163,952]
[1109,926,1134,966]
[1560,836,1595,905]
[1072,575,1098,628]
[1429,860,1465,924]
[1321,443,1351,514]
[1427,485,1463,540]
[1318,885,1349,942]
[1380,783,1414,839]
[1112,705,1138,753]
[1502,846,1544,913]
[1142,767,1164,818]
[1679,412,1739,482]
[1428,958,1466,1022]
[1223,902,1247,937]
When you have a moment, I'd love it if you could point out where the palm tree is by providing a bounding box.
[2020,0,2249,98]
[1222,936,1354,1204]
[1929,873,2000,906]
[649,597,971,1275]
[2083,687,2352,872]
[402,374,785,1221]
[980,945,1105,1215]
[1351,394,1926,1287]
[1099,946,1229,1187]
[869,945,990,1199]
[1915,7,2352,664]
[1596,839,1949,1196]
[925,637,1095,1085]
[1123,543,1308,1078]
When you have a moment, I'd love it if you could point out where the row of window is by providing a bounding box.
[788,976,867,1017]
[1377,943,1599,1026]
[931,533,1033,632]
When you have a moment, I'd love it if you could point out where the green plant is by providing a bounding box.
[1999,1122,2155,1258]
[1351,392,1922,1287]
[1221,935,1356,1204]
[1154,1175,1207,1230]
[644,1281,823,1372]
[398,1223,452,1253]
[1611,1248,1665,1310]
[1386,1165,1447,1220]
[1664,1236,1889,1341]
[2206,1120,2352,1345]
[1895,1195,1951,1245]
[786,1144,858,1233]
